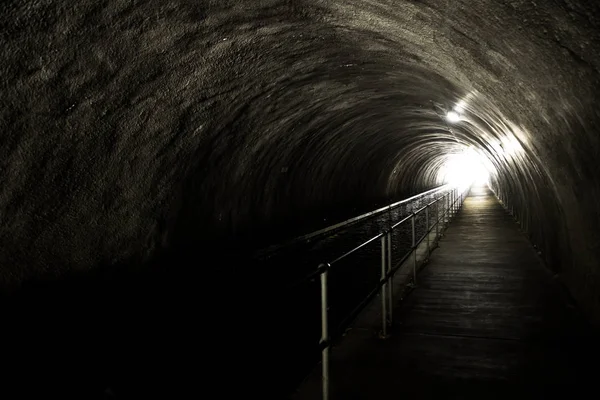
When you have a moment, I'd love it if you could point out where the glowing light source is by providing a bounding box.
[439,147,491,190]
[491,135,523,159]
[453,101,465,114]
[501,135,523,156]
[446,110,461,123]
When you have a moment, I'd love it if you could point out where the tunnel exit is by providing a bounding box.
[438,147,493,190]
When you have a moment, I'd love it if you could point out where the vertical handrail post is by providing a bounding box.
[387,231,393,327]
[411,212,417,285]
[319,263,330,400]
[443,194,446,225]
[442,194,448,223]
[453,189,457,214]
[446,193,450,224]
[453,189,456,215]
[455,189,458,213]
[380,235,388,338]
[436,198,439,238]
[456,188,459,211]
[426,205,430,256]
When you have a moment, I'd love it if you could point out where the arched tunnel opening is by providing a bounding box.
[1,0,600,397]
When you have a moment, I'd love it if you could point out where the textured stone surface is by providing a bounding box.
[1,0,599,397]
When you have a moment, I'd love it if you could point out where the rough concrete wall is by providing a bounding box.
[1,0,600,392]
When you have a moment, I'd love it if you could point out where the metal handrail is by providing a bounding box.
[299,184,449,244]
[390,213,412,231]
[314,185,470,400]
[289,189,453,289]
[311,189,454,272]
[329,232,384,265]
[254,184,450,257]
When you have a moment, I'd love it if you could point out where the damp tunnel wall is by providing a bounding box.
[1,0,600,364]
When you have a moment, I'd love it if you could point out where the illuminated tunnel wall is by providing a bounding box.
[2,0,600,329]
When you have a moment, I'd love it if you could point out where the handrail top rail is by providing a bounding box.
[329,191,452,265]
[329,232,384,266]
[255,184,451,258]
[298,184,449,243]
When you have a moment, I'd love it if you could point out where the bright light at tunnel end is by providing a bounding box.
[440,147,491,191]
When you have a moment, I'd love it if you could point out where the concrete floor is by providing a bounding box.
[293,186,597,399]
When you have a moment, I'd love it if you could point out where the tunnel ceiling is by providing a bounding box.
[1,0,600,321]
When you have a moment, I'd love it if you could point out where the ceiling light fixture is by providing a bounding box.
[446,110,461,123]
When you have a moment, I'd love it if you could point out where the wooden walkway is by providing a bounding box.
[294,186,596,399]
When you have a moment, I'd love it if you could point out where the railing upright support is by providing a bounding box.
[387,231,393,327]
[426,205,430,256]
[455,189,458,213]
[436,199,439,238]
[380,235,388,338]
[411,213,417,285]
[453,189,457,215]
[446,193,450,224]
[456,189,460,214]
[457,189,459,210]
[319,264,330,400]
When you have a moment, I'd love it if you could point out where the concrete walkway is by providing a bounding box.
[293,186,596,399]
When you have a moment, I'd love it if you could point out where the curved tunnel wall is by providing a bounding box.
[1,0,600,327]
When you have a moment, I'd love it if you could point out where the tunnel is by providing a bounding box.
[1,0,600,398]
